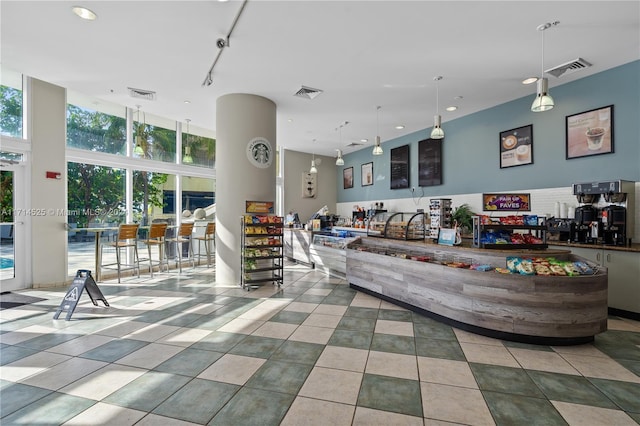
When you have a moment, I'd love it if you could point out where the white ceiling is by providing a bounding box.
[2,1,638,158]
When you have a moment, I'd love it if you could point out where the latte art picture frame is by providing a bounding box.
[566,105,614,160]
[499,125,533,168]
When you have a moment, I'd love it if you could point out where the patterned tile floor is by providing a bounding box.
[1,262,639,425]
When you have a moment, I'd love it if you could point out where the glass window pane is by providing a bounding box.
[133,110,176,163]
[182,176,216,217]
[183,124,215,168]
[133,170,173,226]
[0,67,24,138]
[67,162,126,276]
[67,103,127,154]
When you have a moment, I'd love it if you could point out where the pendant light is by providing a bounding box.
[309,153,318,174]
[531,21,558,112]
[430,76,444,139]
[182,119,194,164]
[372,106,383,155]
[336,124,345,165]
[134,105,145,157]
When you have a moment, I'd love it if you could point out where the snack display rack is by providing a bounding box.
[240,215,284,290]
[429,199,452,240]
[472,215,547,250]
[367,211,426,240]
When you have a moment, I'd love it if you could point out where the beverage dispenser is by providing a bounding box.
[572,180,635,246]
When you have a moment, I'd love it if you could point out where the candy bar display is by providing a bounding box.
[473,215,548,249]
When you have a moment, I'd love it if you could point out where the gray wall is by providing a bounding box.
[283,150,337,223]
[337,61,640,202]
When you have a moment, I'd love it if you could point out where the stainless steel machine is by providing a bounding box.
[572,180,635,246]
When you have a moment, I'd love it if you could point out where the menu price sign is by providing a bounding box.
[483,193,530,212]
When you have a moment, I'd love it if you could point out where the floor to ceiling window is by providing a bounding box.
[65,91,216,277]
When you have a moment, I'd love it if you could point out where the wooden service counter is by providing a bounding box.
[346,238,608,345]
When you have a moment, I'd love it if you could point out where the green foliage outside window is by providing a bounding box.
[0,85,23,138]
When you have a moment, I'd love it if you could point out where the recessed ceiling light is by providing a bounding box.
[72,6,97,20]
[184,100,191,104]
[360,138,368,143]
[287,118,293,123]
[522,77,539,85]
[395,125,405,130]
[446,106,458,112]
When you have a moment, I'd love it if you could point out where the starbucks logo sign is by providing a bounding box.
[246,137,273,168]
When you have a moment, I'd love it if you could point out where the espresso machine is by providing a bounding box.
[573,180,635,246]
[572,192,599,244]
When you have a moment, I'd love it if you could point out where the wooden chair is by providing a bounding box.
[140,222,168,277]
[101,223,140,283]
[194,222,215,266]
[167,222,195,272]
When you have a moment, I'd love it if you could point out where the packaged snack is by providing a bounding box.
[574,261,594,275]
[495,267,512,274]
[562,262,580,276]
[506,256,521,273]
[523,215,539,226]
[470,264,493,272]
[516,258,535,275]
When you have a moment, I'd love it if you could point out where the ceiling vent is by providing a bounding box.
[128,87,157,101]
[294,85,323,100]
[346,142,363,147]
[545,58,592,78]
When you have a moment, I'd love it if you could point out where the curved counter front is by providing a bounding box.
[346,238,608,345]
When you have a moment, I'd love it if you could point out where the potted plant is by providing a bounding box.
[452,203,475,236]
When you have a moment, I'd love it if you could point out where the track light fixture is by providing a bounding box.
[531,21,559,112]
[335,149,344,166]
[431,76,444,139]
[201,0,248,87]
[372,106,383,155]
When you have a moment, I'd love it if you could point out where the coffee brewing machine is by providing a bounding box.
[572,180,635,246]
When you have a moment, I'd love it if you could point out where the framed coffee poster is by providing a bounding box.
[361,162,373,186]
[566,105,614,159]
[343,167,354,189]
[500,125,533,168]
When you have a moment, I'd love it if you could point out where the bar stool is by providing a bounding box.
[101,223,140,283]
[166,222,195,273]
[194,222,215,266]
[140,222,168,277]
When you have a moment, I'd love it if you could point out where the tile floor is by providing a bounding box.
[1,262,639,425]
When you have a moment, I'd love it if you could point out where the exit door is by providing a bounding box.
[0,155,27,291]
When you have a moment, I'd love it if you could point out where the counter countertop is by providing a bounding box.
[546,241,640,253]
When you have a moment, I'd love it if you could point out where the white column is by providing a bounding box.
[29,78,67,286]
[215,94,276,284]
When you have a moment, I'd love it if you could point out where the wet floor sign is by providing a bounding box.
[54,269,109,320]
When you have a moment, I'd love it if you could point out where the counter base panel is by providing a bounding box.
[350,283,595,346]
[346,238,607,345]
